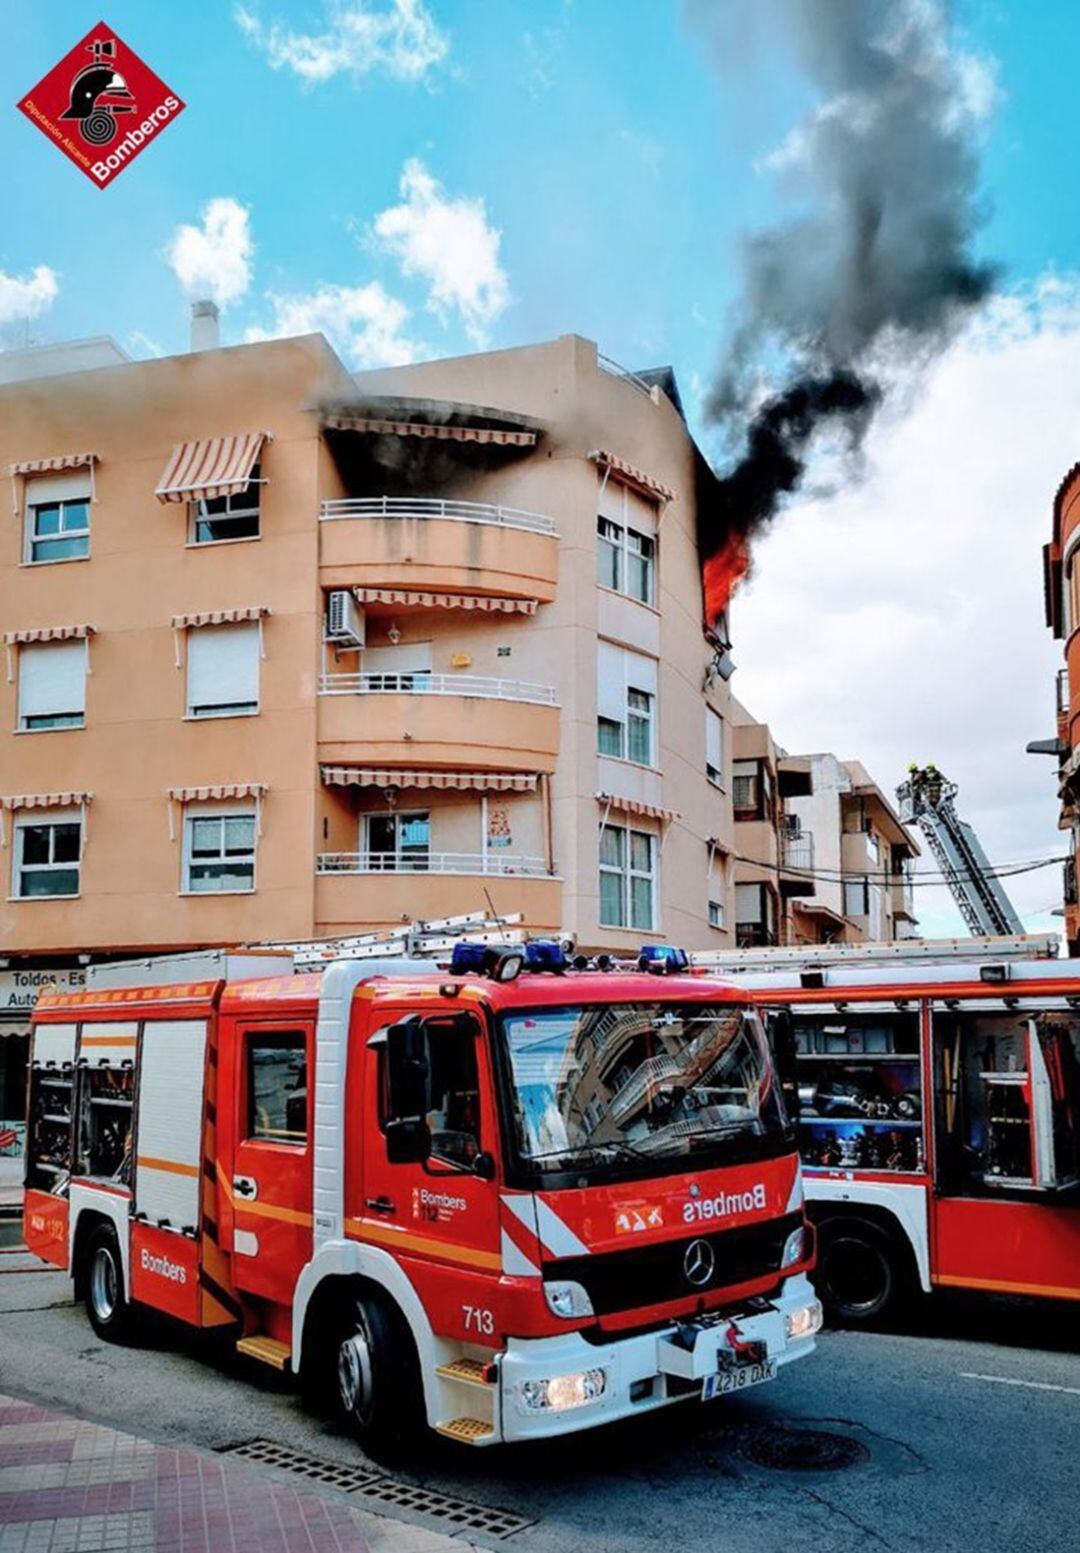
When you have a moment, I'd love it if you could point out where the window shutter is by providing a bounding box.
[735,883,762,923]
[25,472,91,507]
[187,622,259,711]
[624,647,658,697]
[597,640,625,721]
[19,641,86,718]
[706,708,723,771]
[361,642,433,674]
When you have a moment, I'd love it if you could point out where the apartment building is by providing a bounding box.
[1038,460,1080,952]
[731,705,919,946]
[0,321,740,1011]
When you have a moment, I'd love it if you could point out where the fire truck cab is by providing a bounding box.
[24,948,821,1446]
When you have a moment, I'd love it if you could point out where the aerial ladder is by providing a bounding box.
[895,764,1025,938]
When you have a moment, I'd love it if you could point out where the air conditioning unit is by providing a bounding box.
[326,590,365,647]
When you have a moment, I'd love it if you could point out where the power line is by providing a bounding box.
[727,849,1067,890]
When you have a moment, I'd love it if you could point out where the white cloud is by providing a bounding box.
[166,198,253,308]
[726,278,1080,940]
[235,0,448,86]
[372,159,509,344]
[0,265,58,328]
[247,281,422,367]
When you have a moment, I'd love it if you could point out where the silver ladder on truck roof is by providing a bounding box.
[261,909,536,970]
[691,932,1059,976]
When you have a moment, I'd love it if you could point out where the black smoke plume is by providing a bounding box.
[693,0,999,614]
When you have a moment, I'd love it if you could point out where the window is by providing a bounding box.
[190,466,261,544]
[599,822,655,929]
[14,815,81,898]
[247,1032,307,1144]
[24,473,91,564]
[706,707,724,787]
[366,811,430,871]
[595,516,656,605]
[709,899,725,928]
[18,641,87,731]
[186,622,260,718]
[597,641,658,766]
[426,1020,483,1168]
[843,876,870,917]
[735,882,777,947]
[183,810,257,893]
[708,845,727,928]
[1069,558,1080,635]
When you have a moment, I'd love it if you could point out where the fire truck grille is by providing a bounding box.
[218,1439,532,1537]
[549,1211,804,1316]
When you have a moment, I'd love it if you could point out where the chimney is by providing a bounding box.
[189,299,220,353]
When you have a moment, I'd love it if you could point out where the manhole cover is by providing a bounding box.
[739,1427,869,1472]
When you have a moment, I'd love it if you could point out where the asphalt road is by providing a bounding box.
[2,1237,1078,1553]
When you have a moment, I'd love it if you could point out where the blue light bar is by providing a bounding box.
[450,941,491,975]
[637,944,690,974]
[524,940,569,974]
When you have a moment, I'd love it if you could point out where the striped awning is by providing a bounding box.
[171,606,270,629]
[323,414,536,448]
[353,588,537,616]
[1,792,93,812]
[322,766,539,793]
[4,624,93,645]
[155,433,269,504]
[588,449,675,504]
[167,783,267,803]
[10,453,98,478]
[596,791,681,824]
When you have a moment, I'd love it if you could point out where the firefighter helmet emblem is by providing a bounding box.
[683,1237,715,1287]
[59,37,134,147]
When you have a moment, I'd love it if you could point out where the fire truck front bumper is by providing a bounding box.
[498,1273,822,1441]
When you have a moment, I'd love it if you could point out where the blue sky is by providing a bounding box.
[5,1,1076,414]
[5,1,1080,938]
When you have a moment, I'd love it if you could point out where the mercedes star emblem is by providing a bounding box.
[683,1237,715,1287]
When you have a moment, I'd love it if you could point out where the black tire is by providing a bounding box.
[814,1217,907,1325]
[334,1292,424,1451]
[83,1224,135,1343]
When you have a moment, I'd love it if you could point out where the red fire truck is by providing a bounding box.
[22,943,821,1446]
[723,940,1080,1323]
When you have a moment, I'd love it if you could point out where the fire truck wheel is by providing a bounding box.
[84,1225,135,1343]
[335,1293,422,1449]
[815,1218,906,1325]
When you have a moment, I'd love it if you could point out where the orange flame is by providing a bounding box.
[703,532,751,627]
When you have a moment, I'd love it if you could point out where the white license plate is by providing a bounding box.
[702,1359,778,1401]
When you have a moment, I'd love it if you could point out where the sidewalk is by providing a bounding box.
[0,1393,473,1553]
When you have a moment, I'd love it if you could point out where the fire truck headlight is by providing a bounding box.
[785,1300,823,1342]
[543,1280,594,1319]
[781,1226,809,1269]
[521,1368,607,1412]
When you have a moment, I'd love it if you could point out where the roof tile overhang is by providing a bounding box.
[155,433,269,504]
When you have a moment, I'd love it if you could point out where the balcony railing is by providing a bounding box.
[318,671,557,706]
[320,496,556,536]
[781,829,815,874]
[317,852,550,877]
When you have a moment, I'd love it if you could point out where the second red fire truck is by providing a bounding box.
[22,942,821,1446]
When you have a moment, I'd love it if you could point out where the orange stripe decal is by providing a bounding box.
[934,1273,1080,1301]
[81,1034,137,1048]
[239,1198,313,1228]
[137,1155,199,1178]
[343,1217,502,1272]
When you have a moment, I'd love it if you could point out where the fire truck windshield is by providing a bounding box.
[499,1003,791,1178]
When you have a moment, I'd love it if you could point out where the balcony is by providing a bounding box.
[319,497,559,604]
[780,824,815,897]
[317,851,550,876]
[315,866,562,936]
[317,672,560,772]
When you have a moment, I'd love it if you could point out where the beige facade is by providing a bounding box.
[0,329,738,964]
[730,706,919,946]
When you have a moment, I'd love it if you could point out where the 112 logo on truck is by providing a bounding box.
[17,22,185,188]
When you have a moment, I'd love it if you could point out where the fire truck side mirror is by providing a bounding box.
[385,1018,432,1122]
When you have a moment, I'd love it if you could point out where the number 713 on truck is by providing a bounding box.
[22,940,821,1446]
